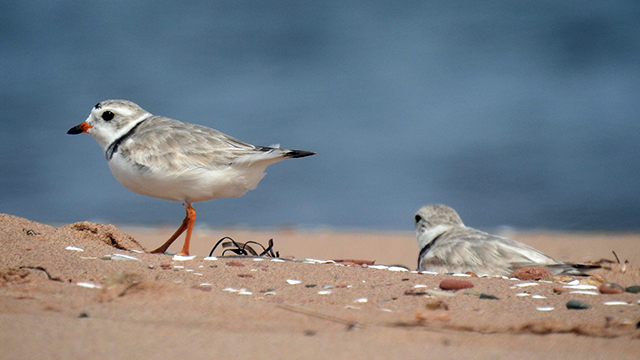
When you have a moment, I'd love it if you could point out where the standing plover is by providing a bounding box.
[68,99,315,255]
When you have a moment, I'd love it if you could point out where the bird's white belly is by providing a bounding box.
[108,155,268,203]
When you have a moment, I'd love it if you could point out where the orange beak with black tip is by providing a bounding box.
[67,121,92,135]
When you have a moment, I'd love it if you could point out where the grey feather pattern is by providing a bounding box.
[119,116,273,172]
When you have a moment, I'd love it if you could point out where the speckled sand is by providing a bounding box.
[1,213,639,359]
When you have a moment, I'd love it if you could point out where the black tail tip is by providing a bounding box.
[286,150,316,158]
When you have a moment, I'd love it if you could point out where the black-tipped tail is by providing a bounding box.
[284,149,316,158]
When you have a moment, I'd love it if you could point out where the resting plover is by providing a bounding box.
[415,204,586,276]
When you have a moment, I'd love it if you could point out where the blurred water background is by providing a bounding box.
[1,1,639,231]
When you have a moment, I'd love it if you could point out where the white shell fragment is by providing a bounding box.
[270,258,286,262]
[563,284,598,290]
[172,255,196,261]
[514,282,540,288]
[286,279,302,285]
[303,258,334,264]
[65,246,84,252]
[516,293,530,297]
[238,289,252,296]
[368,265,389,270]
[252,258,265,262]
[388,266,409,272]
[355,298,368,303]
[603,301,631,306]
[413,284,428,288]
[203,256,218,261]
[317,290,332,295]
[77,282,102,289]
[536,306,554,311]
[451,273,472,277]
[425,289,457,297]
[111,253,141,261]
[419,270,439,275]
[531,295,547,299]
[565,279,580,286]
[222,287,239,292]
[569,291,599,296]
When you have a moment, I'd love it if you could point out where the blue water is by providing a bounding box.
[1,1,639,231]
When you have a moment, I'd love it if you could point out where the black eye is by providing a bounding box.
[101,111,115,121]
[414,215,422,223]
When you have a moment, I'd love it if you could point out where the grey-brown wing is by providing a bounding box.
[424,228,563,275]
[120,116,259,171]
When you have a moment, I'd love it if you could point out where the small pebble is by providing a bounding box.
[78,312,89,318]
[226,261,245,267]
[625,285,640,294]
[425,300,449,310]
[536,306,554,311]
[509,267,552,281]
[439,279,474,290]
[566,300,592,310]
[598,282,624,295]
[65,246,84,252]
[286,279,302,285]
[305,284,317,288]
[479,293,499,300]
[192,285,212,292]
[552,286,566,294]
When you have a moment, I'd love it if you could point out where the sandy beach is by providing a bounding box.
[1,213,639,359]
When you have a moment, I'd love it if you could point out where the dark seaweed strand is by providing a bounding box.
[105,119,148,160]
[417,233,443,270]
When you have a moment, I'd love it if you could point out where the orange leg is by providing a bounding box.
[150,203,196,256]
